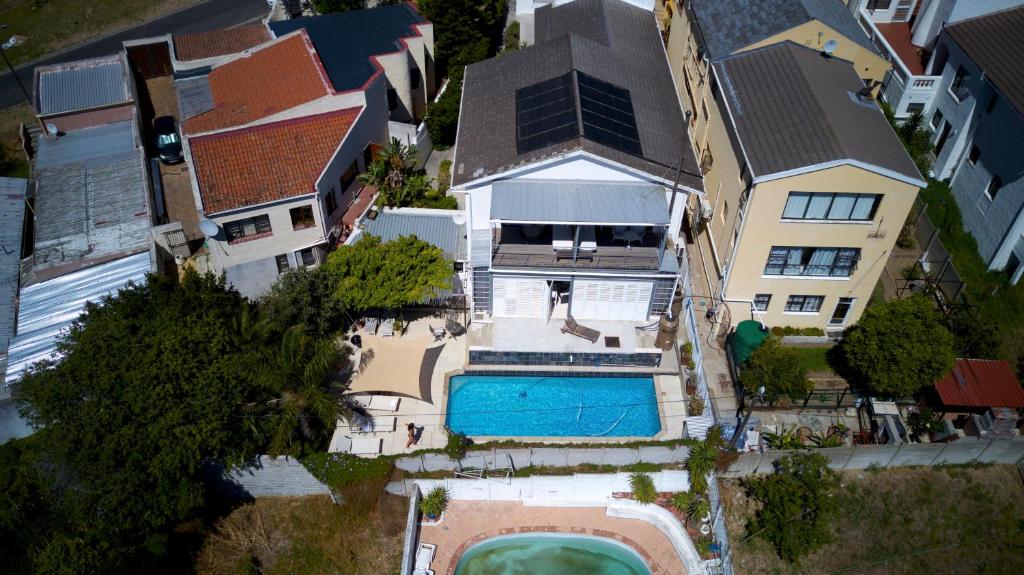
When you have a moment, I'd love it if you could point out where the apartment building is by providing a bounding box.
[679,42,924,331]
[453,0,702,364]
[924,7,1024,283]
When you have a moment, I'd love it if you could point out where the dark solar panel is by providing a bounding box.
[577,72,642,156]
[516,73,580,154]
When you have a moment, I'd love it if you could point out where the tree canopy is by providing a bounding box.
[359,138,456,209]
[322,234,452,311]
[836,295,955,397]
[744,452,838,562]
[261,265,348,338]
[740,337,812,404]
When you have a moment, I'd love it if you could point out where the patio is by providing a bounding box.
[470,317,661,354]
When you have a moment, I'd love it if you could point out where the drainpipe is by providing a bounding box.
[720,298,766,330]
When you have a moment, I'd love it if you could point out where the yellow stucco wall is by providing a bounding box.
[722,165,919,329]
[741,20,890,86]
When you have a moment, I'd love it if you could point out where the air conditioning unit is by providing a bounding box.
[699,198,714,221]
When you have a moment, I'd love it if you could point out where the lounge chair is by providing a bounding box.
[561,315,600,343]
[364,316,379,335]
[331,434,383,455]
[349,415,397,433]
[379,316,394,337]
[368,395,401,412]
[415,543,436,573]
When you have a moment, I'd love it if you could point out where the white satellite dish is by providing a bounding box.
[45,123,58,136]
[823,39,839,57]
[199,219,220,237]
[452,212,466,225]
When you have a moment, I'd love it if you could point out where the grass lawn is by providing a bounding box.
[786,346,832,374]
[722,465,1024,575]
[0,0,194,65]
[920,181,1024,366]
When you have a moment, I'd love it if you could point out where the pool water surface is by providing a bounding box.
[446,374,661,437]
[454,534,651,575]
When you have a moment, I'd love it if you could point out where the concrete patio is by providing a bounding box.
[470,317,661,354]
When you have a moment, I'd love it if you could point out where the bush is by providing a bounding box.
[907,407,945,438]
[629,472,657,504]
[436,159,452,194]
[744,452,838,562]
[503,20,520,50]
[444,430,471,460]
[261,266,348,338]
[740,337,812,404]
[419,486,449,518]
[425,70,463,148]
[770,326,826,337]
[300,452,394,492]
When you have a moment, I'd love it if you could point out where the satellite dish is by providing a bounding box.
[45,123,58,136]
[452,212,466,225]
[199,219,220,237]
[823,39,838,57]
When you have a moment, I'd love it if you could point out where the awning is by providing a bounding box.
[490,180,671,225]
[346,334,444,402]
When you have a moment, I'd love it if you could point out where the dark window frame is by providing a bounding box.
[289,205,316,230]
[297,247,317,267]
[968,145,980,166]
[785,295,824,313]
[275,254,290,274]
[765,246,861,277]
[985,175,1002,200]
[782,192,882,222]
[950,65,970,102]
[753,294,771,311]
[224,214,272,243]
[340,160,358,192]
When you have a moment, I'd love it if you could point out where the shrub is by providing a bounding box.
[261,266,348,338]
[436,159,452,194]
[419,486,449,518]
[740,337,812,404]
[685,441,717,494]
[629,472,657,504]
[908,407,945,438]
[503,20,520,50]
[300,452,394,492]
[687,394,705,416]
[444,430,471,460]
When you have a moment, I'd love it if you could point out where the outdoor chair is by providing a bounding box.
[367,395,400,412]
[364,316,379,335]
[561,315,600,343]
[429,325,446,341]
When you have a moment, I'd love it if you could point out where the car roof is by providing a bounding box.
[154,116,176,130]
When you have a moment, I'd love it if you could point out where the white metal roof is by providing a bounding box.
[490,180,670,225]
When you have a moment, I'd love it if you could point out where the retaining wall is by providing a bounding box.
[394,445,691,473]
[399,486,422,575]
[222,455,332,498]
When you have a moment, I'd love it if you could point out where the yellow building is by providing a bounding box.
[680,41,925,332]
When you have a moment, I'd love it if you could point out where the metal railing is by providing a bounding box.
[491,244,662,270]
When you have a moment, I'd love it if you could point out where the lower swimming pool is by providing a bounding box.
[454,534,650,575]
[446,374,661,437]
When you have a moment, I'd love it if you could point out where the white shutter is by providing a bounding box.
[571,279,654,321]
[492,278,547,318]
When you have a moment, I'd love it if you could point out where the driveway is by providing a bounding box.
[0,0,268,109]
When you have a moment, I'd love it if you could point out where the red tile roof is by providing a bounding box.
[934,359,1024,409]
[174,24,271,62]
[189,107,361,214]
[183,32,332,135]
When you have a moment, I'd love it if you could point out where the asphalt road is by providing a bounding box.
[0,0,269,109]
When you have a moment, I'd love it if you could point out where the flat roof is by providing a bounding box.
[490,180,670,225]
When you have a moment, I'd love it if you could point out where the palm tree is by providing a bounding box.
[253,325,351,455]
[685,441,718,494]
[359,137,420,206]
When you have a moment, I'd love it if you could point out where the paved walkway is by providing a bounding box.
[419,501,687,575]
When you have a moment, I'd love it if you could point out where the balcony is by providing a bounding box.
[490,223,664,270]
[859,10,939,117]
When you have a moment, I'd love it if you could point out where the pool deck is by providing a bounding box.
[418,501,686,574]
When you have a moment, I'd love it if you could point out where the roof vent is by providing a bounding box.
[822,39,838,58]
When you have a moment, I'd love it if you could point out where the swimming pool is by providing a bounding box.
[446,374,661,437]
[454,534,651,575]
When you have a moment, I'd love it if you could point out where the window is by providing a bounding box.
[866,0,892,10]
[224,214,272,242]
[753,294,771,311]
[340,160,357,191]
[410,68,421,90]
[765,246,861,277]
[785,295,824,313]
[363,143,374,169]
[326,188,338,214]
[297,247,317,267]
[290,205,316,230]
[387,88,398,111]
[275,254,290,274]
[929,109,943,130]
[906,102,925,115]
[782,192,881,221]
[950,66,970,102]
[968,145,980,166]
[985,93,998,113]
[985,175,1002,200]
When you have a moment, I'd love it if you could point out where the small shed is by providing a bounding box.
[932,359,1024,437]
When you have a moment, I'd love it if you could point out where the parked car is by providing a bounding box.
[154,116,183,164]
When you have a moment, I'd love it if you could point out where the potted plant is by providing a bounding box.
[629,472,657,505]
[687,394,705,417]
[680,341,696,371]
[420,486,449,520]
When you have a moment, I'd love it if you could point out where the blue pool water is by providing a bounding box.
[454,534,651,575]
[446,374,661,437]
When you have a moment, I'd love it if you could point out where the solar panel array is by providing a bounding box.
[515,72,579,155]
[515,71,642,157]
[577,71,642,156]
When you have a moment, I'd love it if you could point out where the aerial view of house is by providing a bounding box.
[0,1,1021,574]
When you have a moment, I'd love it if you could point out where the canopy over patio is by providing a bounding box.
[346,333,445,403]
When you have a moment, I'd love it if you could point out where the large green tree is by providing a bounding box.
[837,295,955,397]
[10,272,263,572]
[744,452,838,562]
[261,266,349,338]
[740,337,812,404]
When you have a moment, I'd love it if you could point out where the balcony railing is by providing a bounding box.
[491,243,662,270]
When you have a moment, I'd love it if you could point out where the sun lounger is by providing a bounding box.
[368,395,400,412]
[330,434,383,455]
[561,315,600,343]
[364,316,379,335]
[379,316,394,337]
[415,543,436,571]
[349,415,397,433]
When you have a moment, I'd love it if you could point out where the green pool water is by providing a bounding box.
[453,534,651,575]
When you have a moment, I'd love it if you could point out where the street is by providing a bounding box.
[0,0,268,109]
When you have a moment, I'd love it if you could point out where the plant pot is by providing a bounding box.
[685,382,697,396]
[700,512,712,524]
[699,523,711,535]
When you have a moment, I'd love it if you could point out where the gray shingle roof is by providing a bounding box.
[0,178,26,383]
[32,121,152,278]
[491,180,670,224]
[689,0,877,61]
[713,42,922,183]
[34,54,131,116]
[361,210,467,260]
[453,0,701,190]
[945,6,1024,117]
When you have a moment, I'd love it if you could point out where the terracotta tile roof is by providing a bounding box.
[189,107,361,214]
[934,359,1024,409]
[174,23,271,62]
[183,32,331,135]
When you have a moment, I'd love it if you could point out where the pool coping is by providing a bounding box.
[440,370,675,443]
[452,532,653,574]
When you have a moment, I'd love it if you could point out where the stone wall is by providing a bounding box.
[394,445,691,473]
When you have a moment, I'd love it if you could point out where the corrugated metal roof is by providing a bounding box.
[33,121,151,276]
[4,251,152,386]
[490,180,670,224]
[35,54,131,115]
[470,229,491,268]
[934,358,1024,409]
[176,75,215,121]
[0,178,26,383]
[361,210,467,260]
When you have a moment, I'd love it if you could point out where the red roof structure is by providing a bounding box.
[189,107,360,214]
[173,24,271,62]
[183,32,332,135]
[934,358,1024,409]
